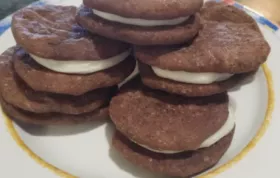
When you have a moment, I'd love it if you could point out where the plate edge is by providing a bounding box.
[0,0,276,177]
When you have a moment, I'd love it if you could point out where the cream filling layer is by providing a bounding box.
[119,61,139,87]
[93,9,189,27]
[30,50,130,74]
[132,105,235,154]
[152,66,233,84]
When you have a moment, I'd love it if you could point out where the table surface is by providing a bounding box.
[0,0,280,25]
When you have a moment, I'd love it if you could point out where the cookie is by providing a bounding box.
[135,22,269,73]
[112,130,234,177]
[109,77,232,152]
[139,62,252,97]
[201,1,260,32]
[0,47,116,114]
[84,0,203,19]
[12,5,129,60]
[13,48,136,96]
[0,47,16,81]
[1,97,109,125]
[76,6,201,45]
[1,65,116,115]
[134,4,270,96]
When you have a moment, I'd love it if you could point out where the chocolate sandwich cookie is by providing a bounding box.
[110,78,234,152]
[14,48,135,95]
[0,49,116,114]
[12,5,135,95]
[0,48,111,125]
[76,0,203,45]
[1,97,109,125]
[135,4,270,97]
[113,130,234,177]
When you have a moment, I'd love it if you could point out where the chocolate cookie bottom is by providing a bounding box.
[1,97,109,125]
[139,62,253,97]
[113,130,234,177]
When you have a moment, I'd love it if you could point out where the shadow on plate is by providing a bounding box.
[228,71,256,92]
[104,123,170,178]
[15,119,106,136]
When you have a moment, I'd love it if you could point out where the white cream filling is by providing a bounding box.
[152,66,233,84]
[93,9,189,27]
[119,61,139,87]
[30,50,130,74]
[132,105,235,154]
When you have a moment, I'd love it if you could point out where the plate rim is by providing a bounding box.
[0,0,277,177]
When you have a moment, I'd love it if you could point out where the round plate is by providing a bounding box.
[0,0,279,178]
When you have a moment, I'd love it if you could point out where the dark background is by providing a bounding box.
[0,0,36,20]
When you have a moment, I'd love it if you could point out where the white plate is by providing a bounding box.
[0,0,279,178]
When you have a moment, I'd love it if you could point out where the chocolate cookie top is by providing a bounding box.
[135,3,270,73]
[0,47,115,114]
[12,5,129,60]
[113,130,234,177]
[84,0,203,19]
[13,48,135,96]
[109,77,229,152]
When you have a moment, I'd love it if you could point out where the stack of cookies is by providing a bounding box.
[0,0,270,177]
[76,1,270,177]
[0,5,135,125]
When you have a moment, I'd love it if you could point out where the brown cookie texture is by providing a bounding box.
[109,77,229,152]
[1,97,109,125]
[12,5,129,60]
[201,1,260,32]
[76,6,201,45]
[0,46,116,114]
[13,48,136,96]
[139,62,251,97]
[0,47,18,81]
[112,130,234,177]
[84,0,203,19]
[135,20,270,73]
